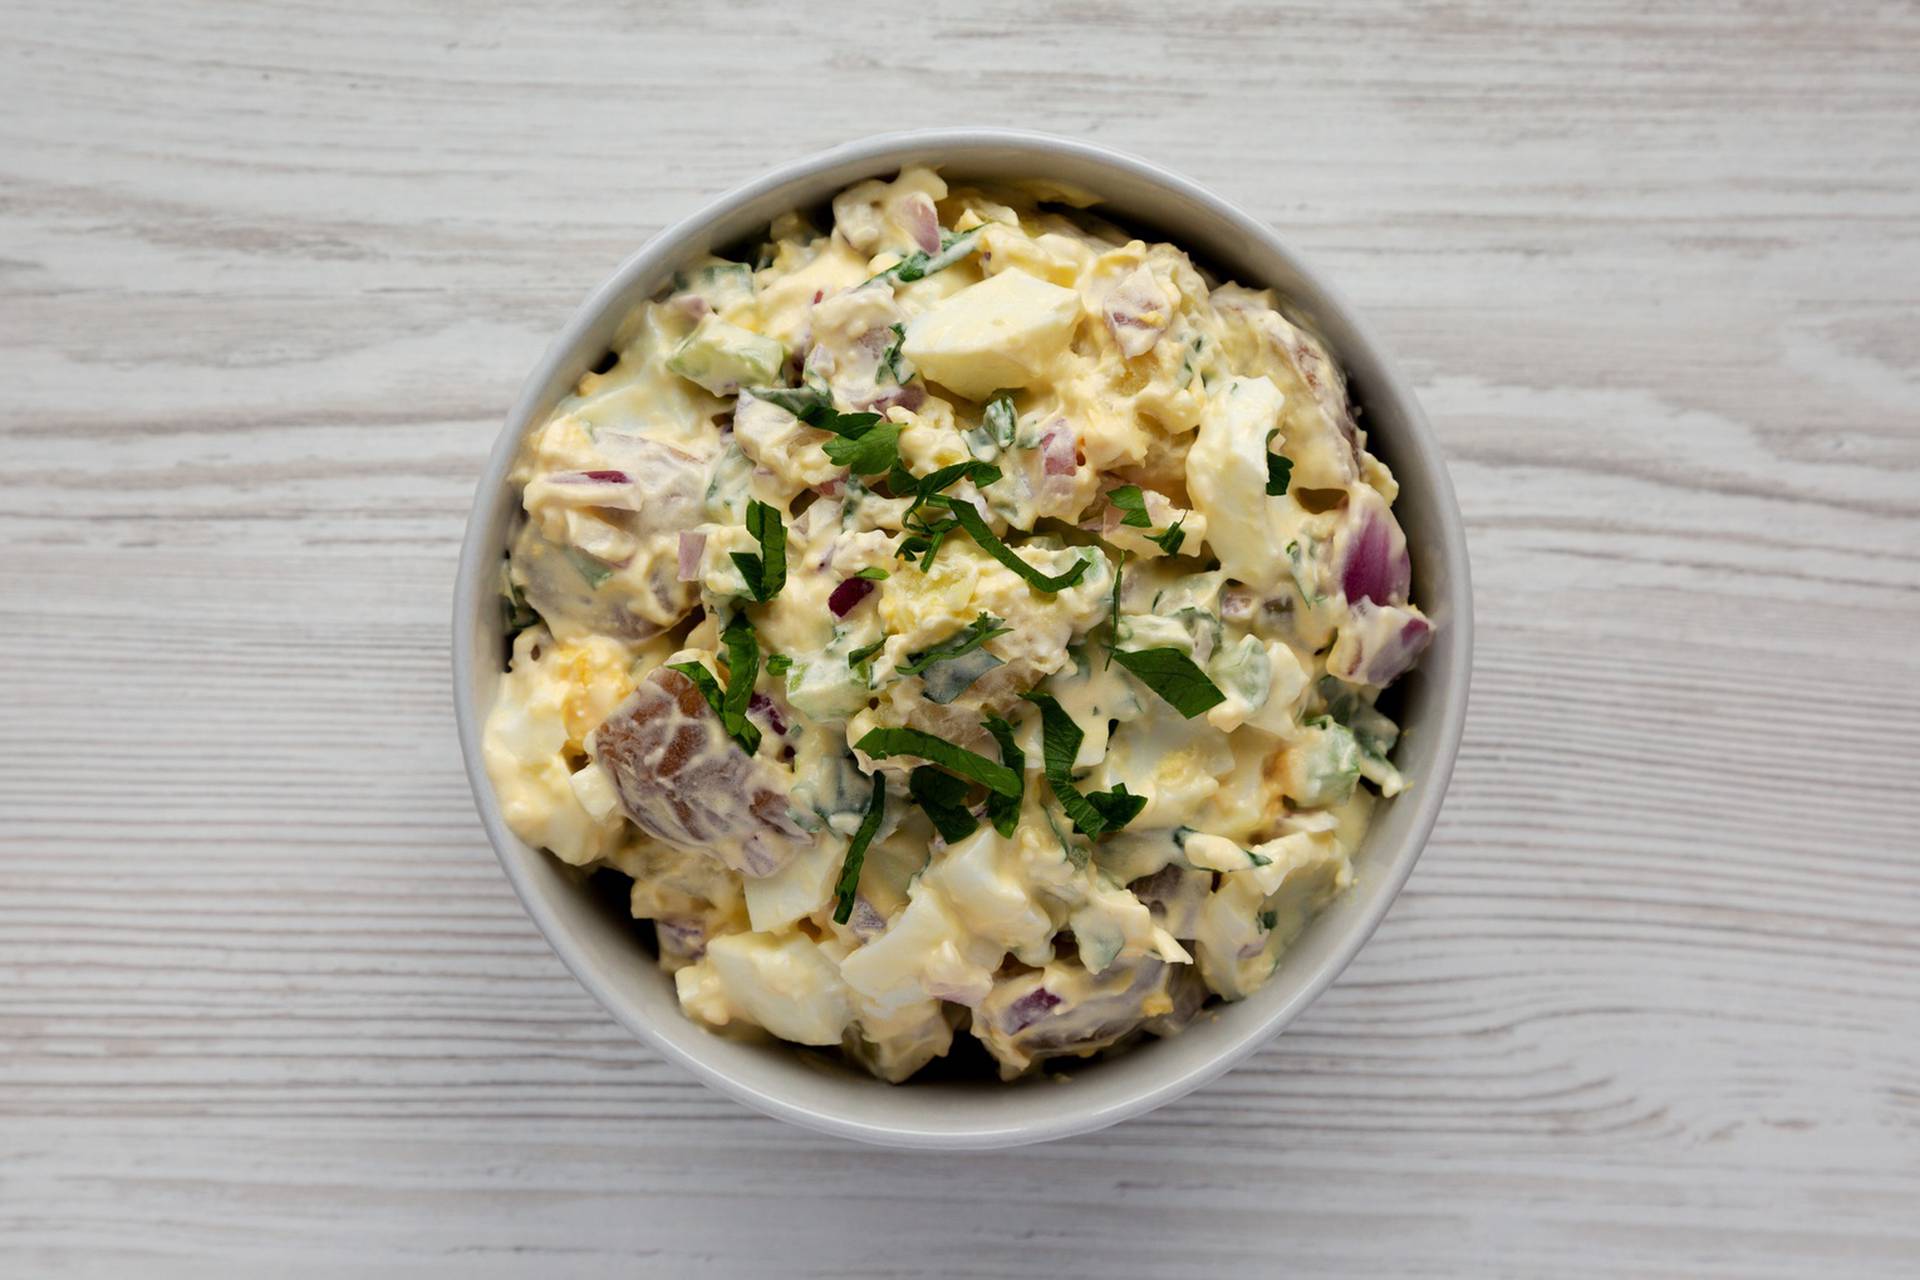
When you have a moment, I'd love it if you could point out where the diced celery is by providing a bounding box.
[1208,633,1271,710]
[1317,675,1401,761]
[667,314,784,396]
[785,658,870,723]
[1291,718,1360,807]
[704,441,755,523]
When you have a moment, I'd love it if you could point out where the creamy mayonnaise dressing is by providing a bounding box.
[482,168,1433,1081]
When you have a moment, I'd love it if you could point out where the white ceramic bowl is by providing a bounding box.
[453,128,1472,1149]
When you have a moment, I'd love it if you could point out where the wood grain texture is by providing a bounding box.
[3,1,1917,1275]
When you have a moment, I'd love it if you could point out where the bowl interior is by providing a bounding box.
[454,130,1471,1149]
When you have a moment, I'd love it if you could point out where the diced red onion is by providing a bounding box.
[1362,611,1432,686]
[1041,425,1078,476]
[1330,600,1433,688]
[747,691,789,736]
[857,382,926,413]
[1339,505,1411,606]
[1002,987,1063,1033]
[677,531,706,582]
[548,469,633,486]
[902,193,941,254]
[828,576,876,617]
[655,917,709,960]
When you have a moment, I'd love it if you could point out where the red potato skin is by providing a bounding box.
[591,668,810,879]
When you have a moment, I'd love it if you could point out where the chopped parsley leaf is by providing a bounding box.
[1107,485,1154,529]
[908,766,978,844]
[1110,646,1227,719]
[730,499,788,602]
[981,715,1025,838]
[1021,692,1146,838]
[832,772,887,924]
[897,613,1010,677]
[854,727,1022,797]
[928,496,1093,593]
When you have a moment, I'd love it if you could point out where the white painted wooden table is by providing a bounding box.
[4,3,1917,1275]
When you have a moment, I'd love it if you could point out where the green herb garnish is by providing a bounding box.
[908,766,978,844]
[746,385,824,417]
[847,637,887,672]
[1105,552,1125,669]
[853,567,890,581]
[1084,784,1147,833]
[500,565,539,638]
[1148,519,1187,556]
[877,322,910,384]
[1285,539,1321,604]
[1265,430,1292,496]
[748,386,903,476]
[899,520,957,571]
[766,653,793,677]
[905,460,1001,516]
[1110,646,1227,719]
[854,727,1022,797]
[730,499,788,602]
[897,613,1010,677]
[719,614,763,750]
[872,227,982,285]
[666,660,725,715]
[981,715,1025,837]
[982,391,1018,448]
[1257,909,1278,932]
[1109,484,1188,555]
[832,772,887,924]
[666,655,761,756]
[927,496,1093,593]
[562,546,615,589]
[821,416,902,476]
[1107,485,1153,529]
[894,460,999,573]
[1021,692,1147,838]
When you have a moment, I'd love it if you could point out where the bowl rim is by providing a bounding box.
[453,126,1474,1148]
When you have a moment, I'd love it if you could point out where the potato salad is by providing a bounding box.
[483,168,1434,1081]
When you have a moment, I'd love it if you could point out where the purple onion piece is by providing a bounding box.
[1364,611,1433,686]
[903,193,941,254]
[1040,425,1078,476]
[828,576,876,617]
[548,469,634,486]
[1339,506,1411,606]
[747,691,789,737]
[654,918,709,960]
[1001,987,1063,1033]
[858,382,926,413]
[1332,601,1435,688]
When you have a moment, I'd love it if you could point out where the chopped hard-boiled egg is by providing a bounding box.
[902,268,1082,401]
